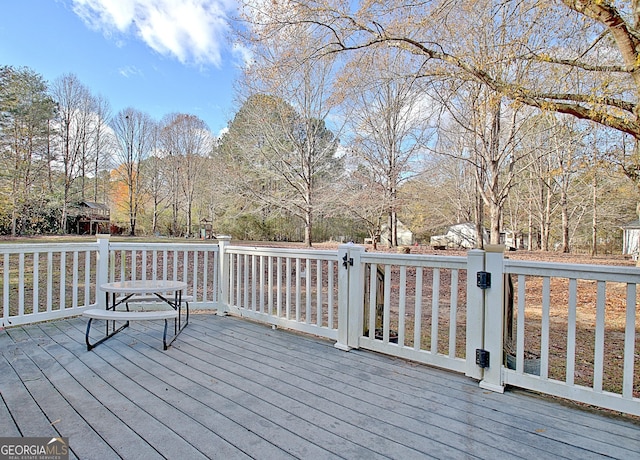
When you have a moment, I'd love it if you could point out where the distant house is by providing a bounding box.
[67,201,110,235]
[430,222,486,249]
[381,220,414,246]
[430,222,521,250]
[622,220,640,258]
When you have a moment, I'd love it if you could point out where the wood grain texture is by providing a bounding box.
[1,314,638,459]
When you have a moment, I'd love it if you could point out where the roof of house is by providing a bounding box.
[622,220,640,229]
[77,201,109,210]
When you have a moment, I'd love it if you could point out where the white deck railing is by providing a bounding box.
[107,241,220,306]
[352,249,474,376]
[1,242,99,327]
[500,256,640,416]
[222,242,340,340]
[1,236,638,416]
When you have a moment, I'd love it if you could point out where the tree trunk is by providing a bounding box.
[489,201,501,245]
[561,186,570,253]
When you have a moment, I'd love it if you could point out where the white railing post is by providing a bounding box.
[335,243,354,351]
[346,244,365,349]
[480,244,506,393]
[216,236,231,316]
[465,249,485,380]
[96,234,110,309]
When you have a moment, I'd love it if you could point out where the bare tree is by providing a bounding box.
[91,94,113,203]
[341,50,433,247]
[227,23,344,246]
[159,114,212,237]
[433,82,540,246]
[241,0,640,214]
[111,108,154,236]
[51,74,94,232]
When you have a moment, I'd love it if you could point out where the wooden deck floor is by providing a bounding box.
[1,313,638,460]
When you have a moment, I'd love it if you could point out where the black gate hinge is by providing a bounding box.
[476,349,490,368]
[476,271,491,289]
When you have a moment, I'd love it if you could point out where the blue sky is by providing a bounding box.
[0,0,245,136]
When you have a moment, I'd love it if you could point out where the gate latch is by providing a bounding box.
[342,254,353,269]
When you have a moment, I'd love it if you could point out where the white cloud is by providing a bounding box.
[71,0,234,67]
[231,42,253,68]
[118,65,143,78]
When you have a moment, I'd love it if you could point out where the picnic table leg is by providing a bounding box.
[86,316,130,351]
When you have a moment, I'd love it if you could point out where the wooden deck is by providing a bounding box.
[1,314,638,460]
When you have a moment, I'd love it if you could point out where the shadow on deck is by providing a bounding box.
[1,313,638,459]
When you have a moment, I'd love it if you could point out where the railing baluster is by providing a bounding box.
[18,253,25,316]
[276,256,282,317]
[294,257,302,323]
[72,251,79,308]
[162,250,168,281]
[172,249,178,282]
[516,274,526,372]
[414,267,423,350]
[183,250,189,285]
[47,252,53,312]
[449,269,459,358]
[119,250,126,282]
[383,264,391,343]
[328,260,334,329]
[250,254,256,311]
[193,250,199,302]
[305,258,311,323]
[3,253,10,322]
[268,256,273,316]
[594,280,606,392]
[431,268,440,353]
[203,250,209,303]
[284,257,291,319]
[398,265,406,347]
[566,278,577,385]
[59,251,66,310]
[141,249,147,281]
[623,283,637,399]
[131,250,137,281]
[243,254,249,311]
[316,259,322,327]
[33,253,40,314]
[368,263,377,339]
[152,250,158,282]
[259,255,265,314]
[540,277,550,379]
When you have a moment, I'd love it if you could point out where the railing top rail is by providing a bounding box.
[0,242,99,253]
[226,245,339,260]
[108,242,220,252]
[360,251,468,269]
[505,258,640,282]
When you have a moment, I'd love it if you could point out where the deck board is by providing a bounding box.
[1,313,638,459]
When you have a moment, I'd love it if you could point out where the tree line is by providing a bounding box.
[1,0,639,253]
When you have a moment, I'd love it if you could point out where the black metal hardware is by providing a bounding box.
[476,349,490,368]
[476,271,491,289]
[342,254,353,269]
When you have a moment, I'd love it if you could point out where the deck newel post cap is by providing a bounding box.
[216,235,232,242]
[484,244,505,253]
[96,233,111,240]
